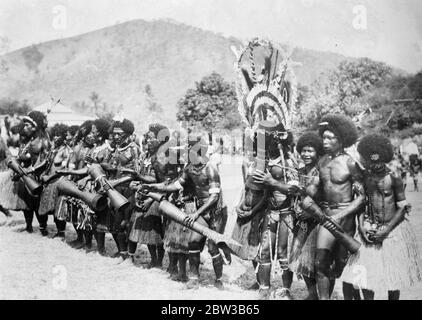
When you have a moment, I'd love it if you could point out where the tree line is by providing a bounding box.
[2,57,421,141]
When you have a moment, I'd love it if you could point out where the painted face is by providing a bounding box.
[22,121,36,138]
[301,145,317,166]
[322,130,341,154]
[112,127,128,147]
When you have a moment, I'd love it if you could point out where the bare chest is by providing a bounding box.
[187,167,209,188]
[320,157,351,185]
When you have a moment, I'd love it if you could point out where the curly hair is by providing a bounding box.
[318,114,358,148]
[50,123,69,139]
[112,118,135,135]
[26,111,48,130]
[68,125,79,136]
[74,120,93,143]
[93,118,111,139]
[357,134,394,163]
[10,121,24,135]
[148,123,170,146]
[296,132,324,157]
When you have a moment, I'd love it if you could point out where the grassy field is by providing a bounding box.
[1,156,421,300]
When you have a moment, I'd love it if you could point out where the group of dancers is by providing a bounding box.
[0,113,232,290]
[0,110,421,300]
[1,37,422,300]
[231,115,422,300]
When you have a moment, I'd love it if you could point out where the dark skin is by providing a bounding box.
[65,130,74,146]
[306,130,365,300]
[17,121,50,167]
[139,136,220,226]
[296,146,319,221]
[112,127,130,149]
[57,124,106,176]
[129,131,166,184]
[40,134,70,184]
[67,128,94,171]
[261,130,363,300]
[358,160,407,244]
[143,155,220,228]
[236,155,268,219]
[253,169,299,196]
[129,129,171,212]
[306,131,365,226]
[247,135,299,295]
[296,145,320,300]
[104,127,137,175]
[350,160,407,300]
[107,127,139,228]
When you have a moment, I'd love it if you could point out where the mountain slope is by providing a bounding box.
[0,19,351,123]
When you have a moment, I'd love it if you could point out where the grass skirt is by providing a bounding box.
[229,189,264,260]
[129,201,163,245]
[163,201,197,254]
[289,220,318,278]
[0,170,30,211]
[341,220,422,299]
[38,179,61,216]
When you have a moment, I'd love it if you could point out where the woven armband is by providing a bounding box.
[209,187,221,194]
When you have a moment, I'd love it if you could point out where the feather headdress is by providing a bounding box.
[231,38,299,136]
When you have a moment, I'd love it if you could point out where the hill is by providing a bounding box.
[0,19,352,124]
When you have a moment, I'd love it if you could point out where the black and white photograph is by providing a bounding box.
[0,0,422,301]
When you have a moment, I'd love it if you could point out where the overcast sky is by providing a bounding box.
[1,0,421,73]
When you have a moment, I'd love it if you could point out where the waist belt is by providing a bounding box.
[320,201,351,210]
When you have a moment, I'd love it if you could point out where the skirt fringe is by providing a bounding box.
[38,179,60,216]
[289,220,318,278]
[341,220,422,299]
[129,201,163,245]
[0,170,30,211]
[164,201,196,253]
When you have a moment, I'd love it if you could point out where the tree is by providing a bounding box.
[334,58,393,110]
[408,71,422,99]
[296,58,393,132]
[0,99,31,115]
[176,72,241,133]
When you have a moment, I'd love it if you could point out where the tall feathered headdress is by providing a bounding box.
[231,38,299,136]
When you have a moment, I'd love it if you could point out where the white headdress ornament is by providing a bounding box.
[231,38,300,136]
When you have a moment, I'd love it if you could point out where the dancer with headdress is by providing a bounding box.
[144,134,229,289]
[251,123,299,300]
[161,132,192,282]
[105,118,140,260]
[38,123,71,238]
[60,119,112,254]
[127,123,170,268]
[0,110,51,235]
[341,134,422,300]
[229,38,299,298]
[75,118,112,254]
[61,120,94,248]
